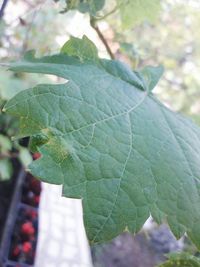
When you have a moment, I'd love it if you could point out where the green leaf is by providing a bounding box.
[100,59,146,90]
[140,65,164,92]
[0,134,12,153]
[60,0,105,15]
[158,253,200,267]
[78,0,105,14]
[0,159,13,181]
[0,70,26,101]
[3,37,200,248]
[29,133,49,153]
[117,0,161,29]
[0,63,50,101]
[61,35,98,62]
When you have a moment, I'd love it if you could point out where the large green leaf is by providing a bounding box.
[3,37,200,248]
[117,0,161,29]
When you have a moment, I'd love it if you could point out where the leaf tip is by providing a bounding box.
[124,225,129,232]
[24,50,36,61]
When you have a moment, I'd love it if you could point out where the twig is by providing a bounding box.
[0,0,9,19]
[22,8,37,53]
[90,18,115,60]
[0,152,19,159]
[95,4,119,21]
[21,0,47,53]
[94,0,129,22]
[5,0,44,26]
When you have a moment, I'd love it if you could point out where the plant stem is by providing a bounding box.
[95,4,119,21]
[0,0,9,19]
[0,152,19,159]
[90,18,115,60]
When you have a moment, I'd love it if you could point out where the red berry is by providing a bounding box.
[26,209,37,219]
[12,245,20,256]
[30,178,41,195]
[21,222,35,235]
[33,152,41,160]
[34,195,40,205]
[31,210,37,218]
[22,242,32,253]
[29,210,37,219]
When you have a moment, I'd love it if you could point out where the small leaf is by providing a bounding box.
[117,0,161,29]
[0,134,12,153]
[139,65,164,92]
[24,50,36,61]
[0,159,13,181]
[61,35,98,62]
[78,0,105,15]
[3,36,200,249]
[59,0,105,15]
[29,133,49,153]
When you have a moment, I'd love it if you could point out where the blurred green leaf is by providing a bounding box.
[116,0,161,29]
[19,147,33,168]
[0,159,13,181]
[158,253,200,267]
[0,71,26,101]
[140,65,164,92]
[78,0,105,14]
[0,134,12,153]
[60,0,105,15]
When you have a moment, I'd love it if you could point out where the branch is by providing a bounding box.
[21,1,45,53]
[90,18,115,60]
[95,4,119,21]
[0,0,9,19]
[0,152,19,159]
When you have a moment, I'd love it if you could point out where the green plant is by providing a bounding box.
[1,0,200,263]
[0,71,33,180]
[0,110,32,181]
[2,35,200,249]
